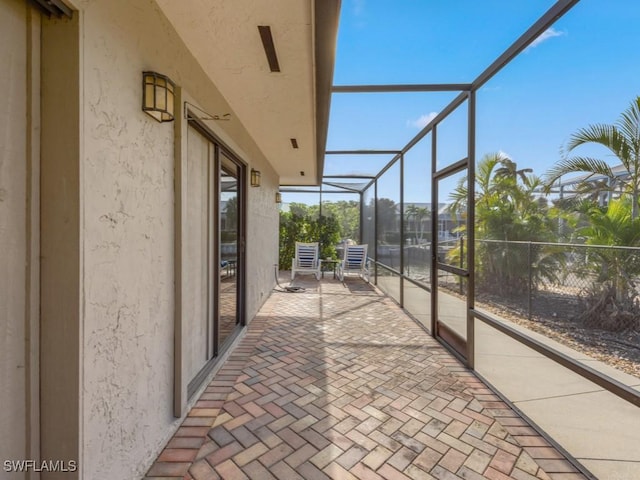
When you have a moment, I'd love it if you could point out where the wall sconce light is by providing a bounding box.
[275,192,282,203]
[142,71,175,122]
[250,169,261,187]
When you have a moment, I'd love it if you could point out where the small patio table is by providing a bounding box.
[320,259,340,279]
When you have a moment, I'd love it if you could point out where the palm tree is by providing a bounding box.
[449,151,503,217]
[545,96,640,219]
[449,152,561,295]
[413,206,429,243]
[573,198,640,329]
[578,199,640,293]
[495,157,533,184]
[404,204,418,243]
[405,204,430,244]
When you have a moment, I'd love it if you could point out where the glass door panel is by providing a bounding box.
[434,166,469,359]
[183,120,246,399]
[437,273,467,351]
[185,126,213,381]
[218,152,240,349]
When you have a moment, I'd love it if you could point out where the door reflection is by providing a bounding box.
[219,156,239,349]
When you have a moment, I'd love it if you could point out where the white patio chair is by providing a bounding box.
[291,242,321,280]
[337,244,369,282]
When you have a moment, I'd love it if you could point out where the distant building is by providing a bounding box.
[547,163,631,207]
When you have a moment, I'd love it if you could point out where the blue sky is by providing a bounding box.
[321,0,640,203]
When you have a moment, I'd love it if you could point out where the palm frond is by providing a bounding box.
[568,124,633,167]
[476,154,502,194]
[522,173,542,191]
[616,97,640,151]
[566,123,615,150]
[448,176,468,214]
[544,155,615,185]
[494,157,517,179]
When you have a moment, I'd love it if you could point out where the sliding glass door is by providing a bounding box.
[185,123,245,397]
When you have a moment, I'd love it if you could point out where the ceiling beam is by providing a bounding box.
[332,84,471,93]
[472,0,580,90]
[314,0,341,184]
[325,150,401,155]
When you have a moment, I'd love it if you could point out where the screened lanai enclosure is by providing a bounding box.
[279,1,640,478]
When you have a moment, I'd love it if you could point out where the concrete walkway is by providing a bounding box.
[414,285,640,480]
[145,276,589,480]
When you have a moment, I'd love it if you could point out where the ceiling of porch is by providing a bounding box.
[156,0,340,186]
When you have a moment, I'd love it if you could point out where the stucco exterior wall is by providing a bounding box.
[76,0,279,477]
[246,171,281,320]
[0,0,28,469]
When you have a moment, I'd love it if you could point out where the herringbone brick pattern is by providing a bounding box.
[146,276,587,480]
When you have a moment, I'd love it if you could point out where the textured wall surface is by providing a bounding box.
[0,0,280,477]
[81,2,177,477]
[245,169,281,321]
[0,0,27,469]
[78,0,279,478]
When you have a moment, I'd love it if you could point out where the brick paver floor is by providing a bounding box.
[145,276,588,480]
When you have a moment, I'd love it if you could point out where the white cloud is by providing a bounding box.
[407,112,438,129]
[352,0,366,16]
[527,27,565,50]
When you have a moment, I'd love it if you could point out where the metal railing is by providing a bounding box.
[371,237,640,408]
[471,240,640,327]
[377,238,640,327]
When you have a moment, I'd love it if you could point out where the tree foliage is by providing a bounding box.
[545,96,640,219]
[449,152,562,295]
[571,198,640,330]
[405,204,430,244]
[541,97,640,328]
[318,200,360,241]
[278,202,347,269]
[376,198,399,244]
[578,199,640,288]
